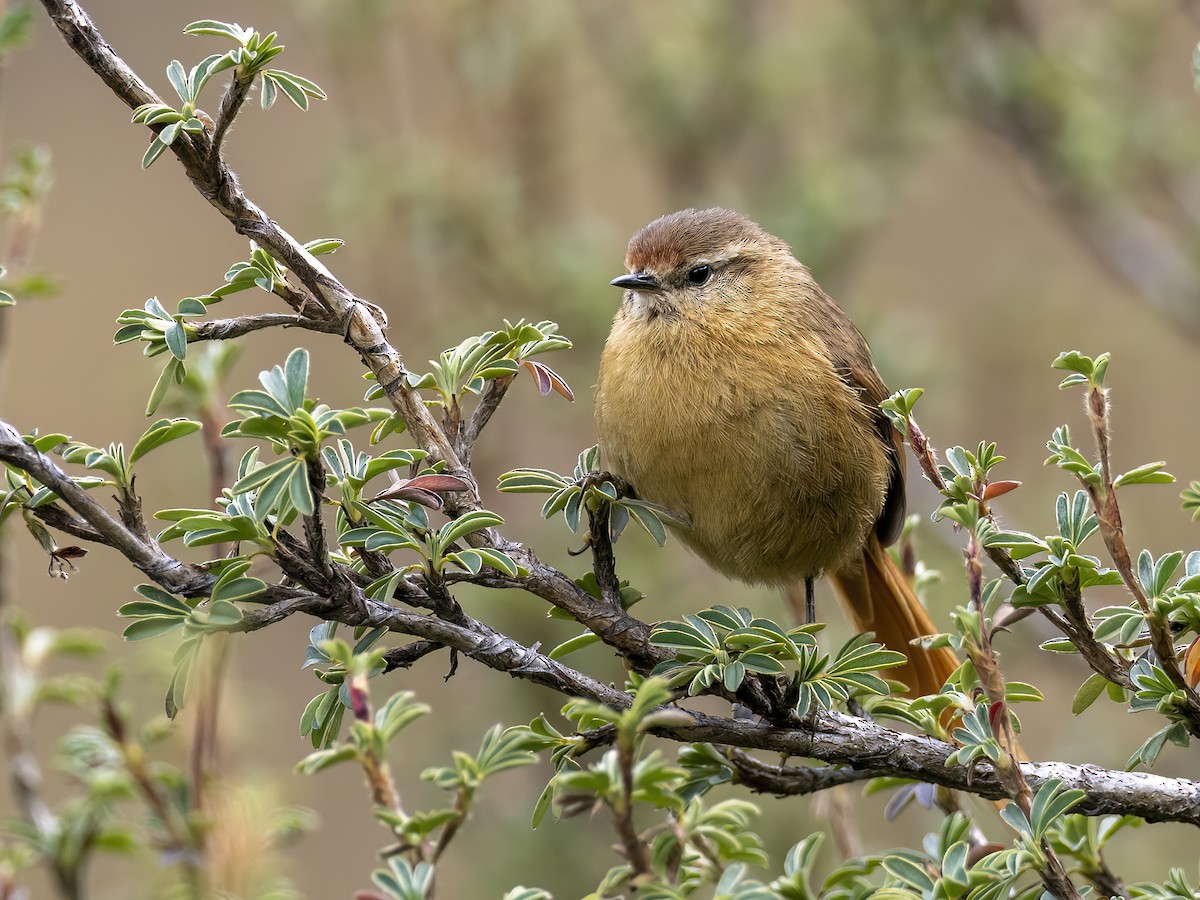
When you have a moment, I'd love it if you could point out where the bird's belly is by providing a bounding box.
[597,338,887,583]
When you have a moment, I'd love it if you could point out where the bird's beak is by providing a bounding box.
[610,272,662,293]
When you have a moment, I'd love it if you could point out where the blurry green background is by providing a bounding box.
[4,0,1200,896]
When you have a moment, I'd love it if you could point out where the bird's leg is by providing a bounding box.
[804,575,815,625]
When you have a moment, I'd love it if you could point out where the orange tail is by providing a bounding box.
[792,534,959,698]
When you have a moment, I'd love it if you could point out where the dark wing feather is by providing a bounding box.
[816,292,907,548]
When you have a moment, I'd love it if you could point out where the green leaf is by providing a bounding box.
[184,19,246,40]
[166,638,200,717]
[122,617,185,641]
[303,237,343,256]
[1070,673,1109,715]
[158,121,182,149]
[497,467,570,493]
[263,69,327,109]
[166,59,189,102]
[233,455,309,514]
[449,547,520,577]
[129,418,201,465]
[228,388,291,420]
[177,296,208,317]
[295,745,358,775]
[164,320,188,360]
[620,500,669,546]
[1029,779,1085,839]
[125,583,192,615]
[999,801,1031,837]
[548,631,601,659]
[1052,350,1109,387]
[1114,461,1174,488]
[438,509,503,548]
[881,855,936,893]
[210,576,265,604]
[146,357,183,415]
[942,840,970,888]
[375,691,430,741]
[200,598,244,628]
[283,347,309,411]
[880,387,923,425]
[983,530,1049,560]
[141,138,169,169]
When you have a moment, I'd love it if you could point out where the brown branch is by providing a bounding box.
[208,72,252,163]
[1080,383,1200,735]
[192,312,337,342]
[27,503,104,544]
[963,526,1033,811]
[668,711,1200,828]
[1079,861,1128,900]
[1057,578,1132,688]
[961,525,1084,898]
[451,554,660,670]
[613,735,652,878]
[5,409,1199,828]
[907,414,1133,692]
[229,588,1200,827]
[1,414,659,683]
[302,457,332,579]
[37,0,464,484]
[457,374,513,463]
[727,750,890,796]
[0,419,211,595]
[382,640,444,672]
[586,502,623,612]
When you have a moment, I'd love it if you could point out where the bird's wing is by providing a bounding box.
[814,292,907,547]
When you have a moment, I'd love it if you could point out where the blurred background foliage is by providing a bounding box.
[5,0,1200,896]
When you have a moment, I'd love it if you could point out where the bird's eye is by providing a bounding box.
[686,264,712,285]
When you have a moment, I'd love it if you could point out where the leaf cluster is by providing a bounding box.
[500,445,686,546]
[132,20,325,168]
[649,606,904,715]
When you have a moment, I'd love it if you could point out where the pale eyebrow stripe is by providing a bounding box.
[692,242,750,268]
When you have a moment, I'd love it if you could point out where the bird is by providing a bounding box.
[595,207,959,697]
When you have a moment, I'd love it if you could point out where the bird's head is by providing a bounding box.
[610,208,793,322]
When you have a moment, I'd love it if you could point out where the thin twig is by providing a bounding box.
[303,457,332,579]
[728,749,889,795]
[586,502,623,612]
[382,640,444,672]
[613,731,651,877]
[0,419,211,594]
[38,0,465,485]
[208,73,252,163]
[1081,382,1200,734]
[458,373,513,463]
[1057,578,1131,687]
[192,312,336,342]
